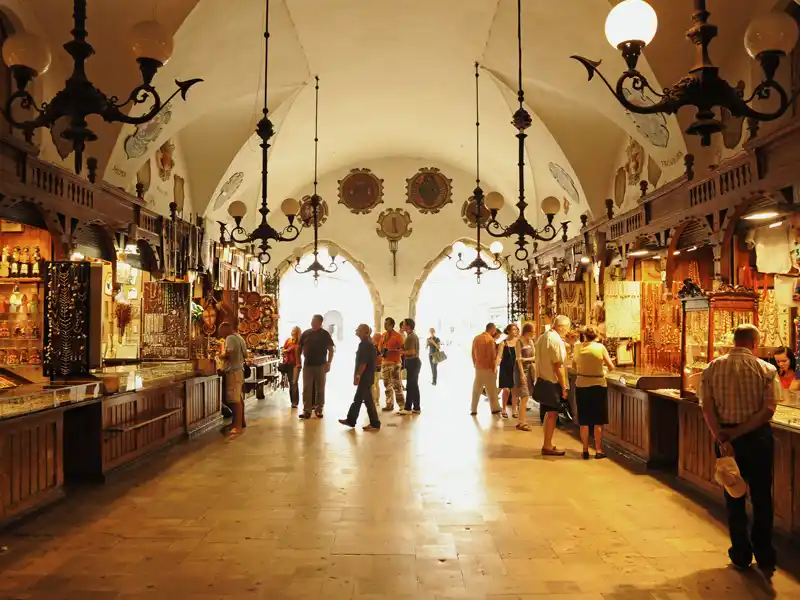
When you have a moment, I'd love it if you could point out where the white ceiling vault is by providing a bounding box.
[5,0,787,231]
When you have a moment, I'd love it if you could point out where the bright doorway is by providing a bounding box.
[415,250,507,383]
[279,248,374,382]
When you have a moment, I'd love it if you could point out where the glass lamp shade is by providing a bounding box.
[328,246,339,259]
[2,32,51,75]
[281,197,300,216]
[745,11,800,58]
[540,196,561,216]
[452,241,466,254]
[227,200,247,219]
[131,20,174,65]
[292,246,304,259]
[605,0,658,48]
[484,191,505,211]
[489,241,503,255]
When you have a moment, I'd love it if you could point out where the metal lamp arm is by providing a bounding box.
[104,78,202,125]
[571,56,673,115]
[2,90,47,127]
[737,80,793,121]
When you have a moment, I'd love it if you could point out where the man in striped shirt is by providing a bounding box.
[699,324,778,579]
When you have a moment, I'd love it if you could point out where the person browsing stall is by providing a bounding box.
[379,317,405,412]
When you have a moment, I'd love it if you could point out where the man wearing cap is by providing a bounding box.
[699,323,778,579]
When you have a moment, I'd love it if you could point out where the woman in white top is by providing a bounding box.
[572,325,615,460]
[515,322,536,430]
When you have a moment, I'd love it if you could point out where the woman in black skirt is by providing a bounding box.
[573,325,615,460]
[495,324,521,419]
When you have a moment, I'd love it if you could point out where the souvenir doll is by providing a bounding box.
[18,247,30,277]
[31,246,41,276]
[0,322,10,338]
[9,246,20,276]
[29,293,39,314]
[30,350,40,365]
[19,349,28,364]
[0,247,10,278]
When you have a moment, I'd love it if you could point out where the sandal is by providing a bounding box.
[501,412,509,419]
[595,452,607,460]
[512,412,519,419]
[515,423,532,431]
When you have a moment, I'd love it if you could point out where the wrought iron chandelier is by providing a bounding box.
[452,63,504,283]
[0,0,202,175]
[571,0,800,147]
[293,77,337,283]
[218,0,301,265]
[481,0,569,262]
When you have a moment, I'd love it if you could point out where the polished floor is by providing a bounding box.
[1,357,799,599]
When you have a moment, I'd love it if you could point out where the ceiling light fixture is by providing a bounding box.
[571,0,799,147]
[686,245,698,252]
[482,0,569,260]
[744,210,780,221]
[629,249,650,257]
[580,256,591,264]
[673,250,681,256]
[294,77,337,283]
[454,63,503,282]
[769,220,785,228]
[0,0,203,174]
[218,0,301,264]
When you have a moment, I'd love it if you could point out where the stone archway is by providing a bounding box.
[276,239,385,332]
[408,238,510,320]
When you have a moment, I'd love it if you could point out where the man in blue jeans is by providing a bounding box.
[339,324,380,431]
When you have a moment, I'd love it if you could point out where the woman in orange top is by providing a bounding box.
[378,317,406,411]
[282,326,301,408]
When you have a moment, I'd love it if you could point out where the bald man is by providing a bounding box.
[339,324,381,431]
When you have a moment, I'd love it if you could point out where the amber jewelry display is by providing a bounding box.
[141,282,190,360]
[43,261,90,378]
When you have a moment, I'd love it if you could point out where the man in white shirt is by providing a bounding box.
[533,315,570,456]
[699,324,778,579]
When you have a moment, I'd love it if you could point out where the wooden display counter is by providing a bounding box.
[246,355,280,400]
[185,374,223,437]
[568,368,681,470]
[0,408,64,524]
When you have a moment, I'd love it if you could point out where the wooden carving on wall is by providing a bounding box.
[613,167,627,208]
[406,167,452,214]
[299,195,329,228]
[155,139,176,181]
[720,82,746,150]
[461,196,490,228]
[338,168,384,214]
[647,155,662,189]
[549,162,580,205]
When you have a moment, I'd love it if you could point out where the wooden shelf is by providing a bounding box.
[104,408,182,433]
[0,278,43,284]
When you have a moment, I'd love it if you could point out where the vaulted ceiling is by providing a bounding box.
[3,0,787,230]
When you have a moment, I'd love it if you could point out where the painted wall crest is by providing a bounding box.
[406,167,452,214]
[338,168,384,214]
[155,139,175,181]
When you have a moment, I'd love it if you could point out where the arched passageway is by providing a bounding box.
[278,247,375,380]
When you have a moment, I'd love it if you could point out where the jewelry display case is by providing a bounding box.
[141,282,191,360]
[680,286,759,396]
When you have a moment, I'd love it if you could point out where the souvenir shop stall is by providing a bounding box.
[670,199,800,535]
[0,190,221,525]
[201,244,281,402]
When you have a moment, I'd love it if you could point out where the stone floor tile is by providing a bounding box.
[1,377,799,600]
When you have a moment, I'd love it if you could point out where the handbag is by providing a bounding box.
[244,364,252,379]
[431,350,448,365]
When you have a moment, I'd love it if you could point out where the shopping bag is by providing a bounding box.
[431,351,448,364]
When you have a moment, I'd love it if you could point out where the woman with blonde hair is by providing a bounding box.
[515,322,536,430]
[573,325,615,459]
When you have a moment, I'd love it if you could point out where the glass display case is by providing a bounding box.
[681,289,759,396]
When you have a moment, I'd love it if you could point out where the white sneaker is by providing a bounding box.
[397,409,411,415]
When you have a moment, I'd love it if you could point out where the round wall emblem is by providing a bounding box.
[461,196,490,228]
[299,195,329,228]
[406,167,453,214]
[338,168,384,214]
[376,209,413,241]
